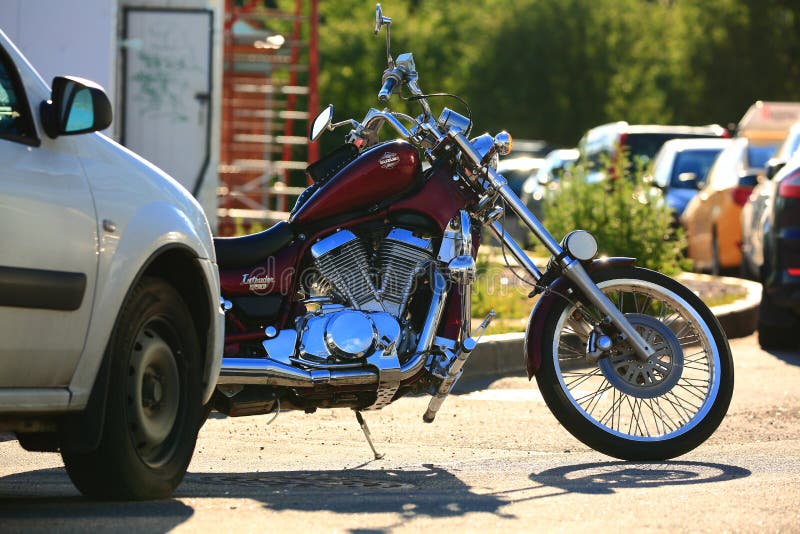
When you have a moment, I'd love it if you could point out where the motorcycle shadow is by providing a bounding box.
[180,463,512,518]
[0,463,512,527]
[527,460,751,497]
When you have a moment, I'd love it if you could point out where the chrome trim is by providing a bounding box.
[310,229,358,258]
[262,329,298,364]
[218,270,449,391]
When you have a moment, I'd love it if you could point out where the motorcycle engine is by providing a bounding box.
[295,227,435,364]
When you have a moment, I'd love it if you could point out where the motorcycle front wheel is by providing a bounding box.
[535,266,733,460]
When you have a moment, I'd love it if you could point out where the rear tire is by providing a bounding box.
[62,277,202,500]
[535,266,734,460]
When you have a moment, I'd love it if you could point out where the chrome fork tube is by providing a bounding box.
[489,221,543,281]
[449,130,654,360]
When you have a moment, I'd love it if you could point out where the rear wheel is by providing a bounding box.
[62,277,202,500]
[535,266,733,460]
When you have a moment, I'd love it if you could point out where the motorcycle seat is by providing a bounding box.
[214,221,295,269]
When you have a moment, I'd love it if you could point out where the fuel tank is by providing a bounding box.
[291,140,421,227]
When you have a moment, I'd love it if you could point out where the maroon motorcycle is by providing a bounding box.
[211,4,733,460]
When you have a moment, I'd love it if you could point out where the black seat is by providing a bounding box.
[214,221,295,269]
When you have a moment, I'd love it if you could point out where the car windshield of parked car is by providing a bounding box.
[670,149,724,189]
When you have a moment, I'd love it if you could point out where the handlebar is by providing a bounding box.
[378,74,399,102]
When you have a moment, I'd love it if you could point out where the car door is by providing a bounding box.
[0,41,98,388]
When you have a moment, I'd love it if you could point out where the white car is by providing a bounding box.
[0,29,223,499]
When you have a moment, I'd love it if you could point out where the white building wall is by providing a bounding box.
[2,0,117,101]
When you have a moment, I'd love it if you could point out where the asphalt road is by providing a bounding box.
[1,333,799,533]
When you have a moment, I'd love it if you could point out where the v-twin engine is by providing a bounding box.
[310,228,434,317]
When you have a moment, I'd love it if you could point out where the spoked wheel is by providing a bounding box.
[535,266,734,460]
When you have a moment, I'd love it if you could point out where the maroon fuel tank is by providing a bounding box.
[290,140,421,227]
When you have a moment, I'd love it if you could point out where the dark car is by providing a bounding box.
[578,121,729,182]
[741,122,800,279]
[756,150,800,349]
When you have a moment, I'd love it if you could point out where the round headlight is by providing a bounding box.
[563,230,598,261]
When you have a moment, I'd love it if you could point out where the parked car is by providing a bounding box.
[0,29,223,500]
[648,138,732,220]
[752,150,800,349]
[497,155,545,196]
[681,137,777,273]
[741,121,800,278]
[520,148,579,220]
[578,121,729,183]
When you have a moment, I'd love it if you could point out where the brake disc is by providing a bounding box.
[598,313,684,399]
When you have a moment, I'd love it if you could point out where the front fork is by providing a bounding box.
[448,130,656,361]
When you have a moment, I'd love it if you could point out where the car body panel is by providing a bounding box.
[682,137,776,271]
[742,122,800,277]
[0,29,221,412]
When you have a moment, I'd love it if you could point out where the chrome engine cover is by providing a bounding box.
[296,307,401,364]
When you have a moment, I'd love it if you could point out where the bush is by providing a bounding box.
[541,156,688,274]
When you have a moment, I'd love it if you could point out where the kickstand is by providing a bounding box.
[355,411,385,460]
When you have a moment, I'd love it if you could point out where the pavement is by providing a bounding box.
[462,272,762,381]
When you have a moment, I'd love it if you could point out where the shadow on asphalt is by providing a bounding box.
[528,460,751,496]
[0,463,511,531]
[0,467,192,532]
[764,349,800,366]
[0,460,751,531]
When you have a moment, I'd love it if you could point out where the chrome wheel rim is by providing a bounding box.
[128,323,181,466]
[553,279,720,442]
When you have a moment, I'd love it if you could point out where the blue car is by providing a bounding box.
[649,138,733,221]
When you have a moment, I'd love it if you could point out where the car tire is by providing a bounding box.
[61,277,202,500]
[757,292,799,351]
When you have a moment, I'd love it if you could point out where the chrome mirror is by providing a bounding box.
[374,4,391,35]
[310,104,334,142]
[374,3,393,67]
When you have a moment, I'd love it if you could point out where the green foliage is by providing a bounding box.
[542,153,689,274]
[317,1,800,147]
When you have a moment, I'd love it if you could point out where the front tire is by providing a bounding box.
[62,277,202,500]
[535,266,733,460]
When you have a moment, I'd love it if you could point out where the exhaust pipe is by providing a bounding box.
[218,271,448,389]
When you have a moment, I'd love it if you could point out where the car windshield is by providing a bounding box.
[670,149,724,189]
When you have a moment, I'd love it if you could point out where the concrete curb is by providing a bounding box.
[461,274,762,381]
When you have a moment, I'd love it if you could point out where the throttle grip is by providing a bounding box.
[378,75,398,102]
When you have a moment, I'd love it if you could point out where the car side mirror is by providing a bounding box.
[766,158,786,180]
[40,76,112,139]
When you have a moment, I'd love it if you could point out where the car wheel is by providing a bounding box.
[757,292,799,351]
[61,277,202,500]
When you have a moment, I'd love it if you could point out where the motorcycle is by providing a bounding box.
[211,4,733,461]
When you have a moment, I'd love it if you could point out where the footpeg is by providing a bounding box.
[355,411,385,460]
[423,311,495,423]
